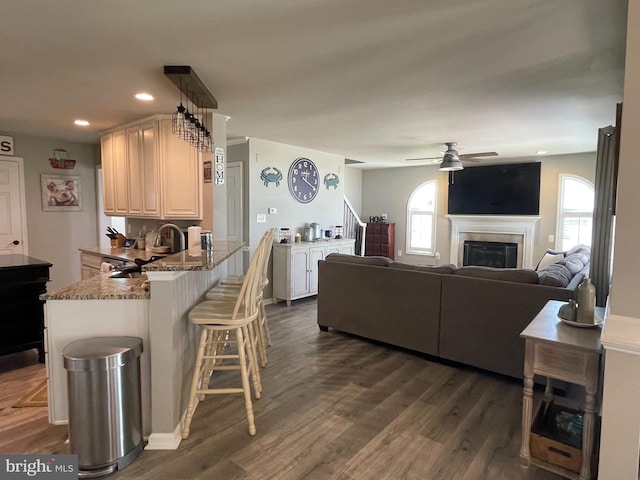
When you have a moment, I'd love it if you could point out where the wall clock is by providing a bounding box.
[288,157,319,203]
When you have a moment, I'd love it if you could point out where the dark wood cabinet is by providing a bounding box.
[0,255,52,362]
[364,223,395,260]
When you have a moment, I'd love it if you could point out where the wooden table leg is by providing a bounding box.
[520,340,534,466]
[580,354,600,480]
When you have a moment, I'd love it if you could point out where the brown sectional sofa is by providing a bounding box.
[317,249,589,379]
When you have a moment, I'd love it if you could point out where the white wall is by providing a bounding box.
[5,132,100,290]
[343,166,363,216]
[247,138,346,250]
[598,0,640,477]
[361,154,596,265]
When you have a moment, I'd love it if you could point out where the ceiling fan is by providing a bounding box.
[406,142,498,171]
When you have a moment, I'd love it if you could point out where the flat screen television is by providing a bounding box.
[447,162,541,215]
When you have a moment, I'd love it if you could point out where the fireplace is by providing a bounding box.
[447,215,540,268]
[463,241,518,268]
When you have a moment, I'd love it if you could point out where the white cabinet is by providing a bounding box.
[101,115,201,219]
[272,239,355,306]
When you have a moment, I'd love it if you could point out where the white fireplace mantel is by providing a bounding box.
[447,215,541,269]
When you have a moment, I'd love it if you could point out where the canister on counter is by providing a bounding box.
[279,228,291,244]
[303,227,314,242]
[201,231,213,250]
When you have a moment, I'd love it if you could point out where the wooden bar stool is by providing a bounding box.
[206,229,274,367]
[182,243,265,438]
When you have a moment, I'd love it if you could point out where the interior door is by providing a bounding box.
[0,156,27,255]
[226,162,243,275]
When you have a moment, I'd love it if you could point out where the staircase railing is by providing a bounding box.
[344,196,366,256]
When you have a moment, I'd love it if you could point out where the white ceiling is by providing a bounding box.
[0,0,627,169]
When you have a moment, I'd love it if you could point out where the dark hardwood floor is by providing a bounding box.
[0,298,560,479]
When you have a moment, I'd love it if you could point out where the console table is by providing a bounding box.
[0,254,52,362]
[520,300,604,480]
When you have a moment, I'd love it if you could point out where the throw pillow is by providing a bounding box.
[535,249,565,271]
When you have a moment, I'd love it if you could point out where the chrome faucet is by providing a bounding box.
[154,223,185,253]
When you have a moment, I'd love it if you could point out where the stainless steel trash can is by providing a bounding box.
[62,336,144,478]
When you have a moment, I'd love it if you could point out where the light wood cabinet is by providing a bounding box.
[272,239,355,306]
[101,115,201,219]
[80,252,103,280]
[158,119,201,219]
[126,125,143,216]
[126,121,160,217]
[101,129,128,215]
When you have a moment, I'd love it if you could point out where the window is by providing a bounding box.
[557,175,594,251]
[406,180,437,255]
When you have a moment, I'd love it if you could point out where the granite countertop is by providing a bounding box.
[42,273,150,300]
[79,241,244,269]
[45,240,244,300]
[144,240,244,272]
[79,246,160,263]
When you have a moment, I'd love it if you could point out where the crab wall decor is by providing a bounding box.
[324,173,340,190]
[261,167,282,187]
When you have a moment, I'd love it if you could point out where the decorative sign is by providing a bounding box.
[203,161,212,183]
[214,147,225,185]
[48,149,76,169]
[0,135,14,155]
[260,167,282,187]
[323,173,340,190]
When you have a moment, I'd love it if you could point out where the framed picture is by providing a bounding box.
[41,174,82,211]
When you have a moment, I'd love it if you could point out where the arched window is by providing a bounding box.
[406,180,437,255]
[557,175,594,251]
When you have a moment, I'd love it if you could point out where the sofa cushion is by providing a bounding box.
[323,253,392,267]
[454,266,539,284]
[537,263,573,287]
[389,262,456,274]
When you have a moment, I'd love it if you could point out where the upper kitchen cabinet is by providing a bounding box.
[101,129,128,215]
[126,121,160,217]
[158,119,201,218]
[101,115,202,220]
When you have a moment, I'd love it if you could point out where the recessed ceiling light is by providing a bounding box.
[133,92,154,101]
[536,150,548,155]
[74,119,90,126]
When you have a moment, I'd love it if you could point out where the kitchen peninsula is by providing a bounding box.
[43,240,243,450]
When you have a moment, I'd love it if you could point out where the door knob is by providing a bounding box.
[11,240,20,245]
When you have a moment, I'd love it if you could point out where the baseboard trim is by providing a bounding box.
[145,411,186,450]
